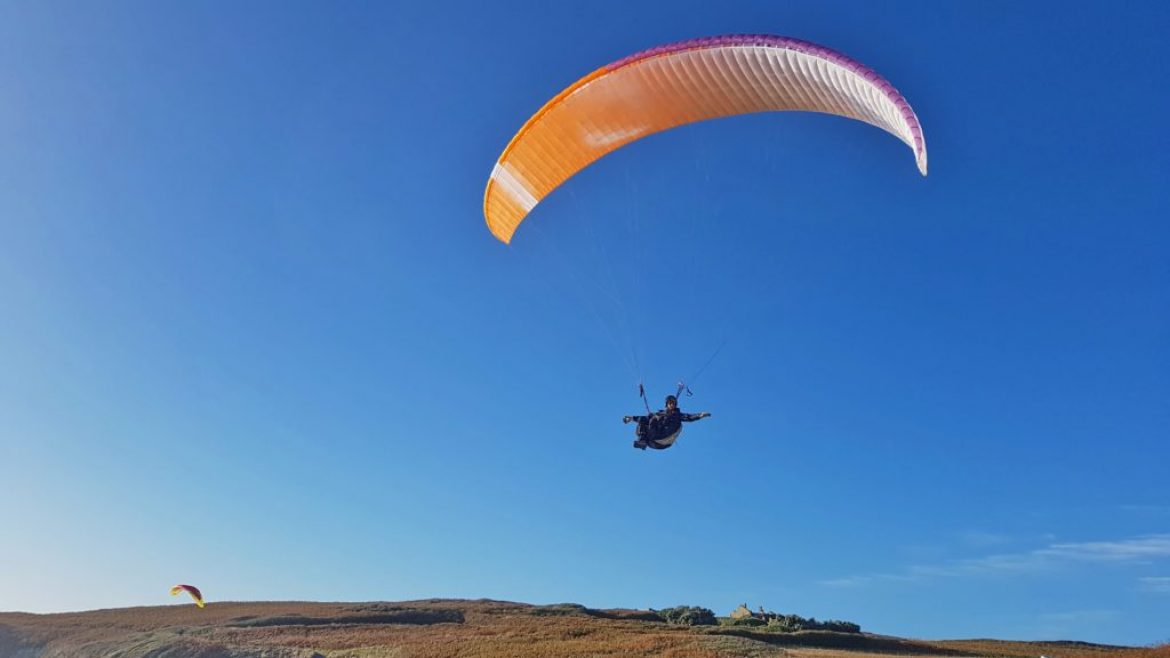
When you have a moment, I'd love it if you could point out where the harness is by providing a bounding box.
[646,427,683,449]
[636,381,697,449]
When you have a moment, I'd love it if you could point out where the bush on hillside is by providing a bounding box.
[656,606,718,626]
[716,611,862,634]
[530,603,589,617]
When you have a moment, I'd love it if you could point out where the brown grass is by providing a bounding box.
[0,599,1150,658]
[926,640,1168,658]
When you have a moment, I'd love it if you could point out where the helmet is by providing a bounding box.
[665,395,678,405]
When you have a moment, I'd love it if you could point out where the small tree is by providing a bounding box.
[657,606,718,626]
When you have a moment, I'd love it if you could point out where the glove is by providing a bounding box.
[623,416,633,424]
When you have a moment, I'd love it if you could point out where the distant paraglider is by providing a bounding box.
[170,584,204,608]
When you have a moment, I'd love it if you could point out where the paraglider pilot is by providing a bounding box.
[624,395,711,450]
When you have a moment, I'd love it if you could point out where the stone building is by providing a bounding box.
[729,604,754,619]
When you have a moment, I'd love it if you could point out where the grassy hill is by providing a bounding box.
[0,598,1158,658]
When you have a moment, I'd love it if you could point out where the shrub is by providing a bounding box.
[821,620,861,633]
[656,606,718,626]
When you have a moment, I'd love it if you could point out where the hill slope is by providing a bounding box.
[0,599,1147,658]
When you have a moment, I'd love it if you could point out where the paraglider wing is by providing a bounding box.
[484,34,927,244]
[170,584,205,608]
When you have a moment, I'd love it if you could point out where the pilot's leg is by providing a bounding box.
[633,417,650,449]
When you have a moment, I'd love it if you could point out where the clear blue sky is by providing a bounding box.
[2,0,1167,646]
